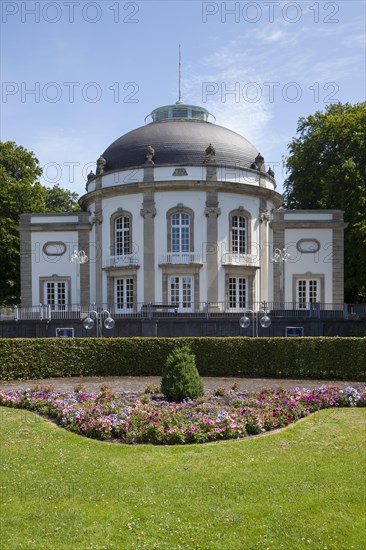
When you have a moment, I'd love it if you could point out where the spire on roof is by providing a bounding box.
[177,44,184,104]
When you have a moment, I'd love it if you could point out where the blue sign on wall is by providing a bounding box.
[56,328,74,338]
[286,327,304,337]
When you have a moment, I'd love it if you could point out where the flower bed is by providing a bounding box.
[0,384,365,445]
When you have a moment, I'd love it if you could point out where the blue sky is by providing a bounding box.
[1,0,365,197]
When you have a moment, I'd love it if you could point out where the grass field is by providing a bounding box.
[1,406,365,549]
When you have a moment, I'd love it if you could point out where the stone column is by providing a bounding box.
[332,212,347,303]
[259,200,270,303]
[18,214,33,307]
[270,210,285,304]
[94,197,103,304]
[205,191,221,303]
[140,191,156,303]
[78,212,91,306]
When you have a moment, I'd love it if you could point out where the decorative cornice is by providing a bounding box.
[17,223,91,232]
[270,220,348,229]
[102,266,140,276]
[222,265,260,273]
[79,181,283,209]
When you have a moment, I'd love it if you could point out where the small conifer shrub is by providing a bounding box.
[160,346,204,402]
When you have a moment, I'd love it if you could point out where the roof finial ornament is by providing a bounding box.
[250,153,264,171]
[87,170,95,182]
[205,143,216,158]
[204,143,216,165]
[96,155,106,175]
[145,144,155,165]
[176,44,184,105]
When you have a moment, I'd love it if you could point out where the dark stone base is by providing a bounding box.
[0,318,365,338]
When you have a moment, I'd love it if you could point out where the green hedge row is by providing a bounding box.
[0,337,365,382]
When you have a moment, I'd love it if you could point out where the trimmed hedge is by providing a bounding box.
[0,337,365,382]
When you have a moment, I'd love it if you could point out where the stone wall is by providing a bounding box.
[0,319,365,338]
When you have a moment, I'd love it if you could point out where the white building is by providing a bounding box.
[18,101,346,315]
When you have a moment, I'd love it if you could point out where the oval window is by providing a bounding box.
[43,242,67,256]
[297,239,320,253]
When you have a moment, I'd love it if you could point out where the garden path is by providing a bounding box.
[0,376,362,393]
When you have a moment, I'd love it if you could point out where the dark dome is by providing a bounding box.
[102,119,259,172]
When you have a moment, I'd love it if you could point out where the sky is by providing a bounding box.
[1,0,365,198]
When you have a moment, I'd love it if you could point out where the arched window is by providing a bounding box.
[171,212,190,252]
[231,215,246,254]
[115,216,130,255]
[110,210,132,257]
[166,205,194,253]
[229,209,251,255]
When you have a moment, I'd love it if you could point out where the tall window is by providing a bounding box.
[231,215,246,254]
[297,279,319,309]
[45,281,67,310]
[171,213,190,253]
[229,277,246,309]
[115,216,130,255]
[116,278,134,310]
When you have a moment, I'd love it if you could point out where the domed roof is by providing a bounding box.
[102,118,259,173]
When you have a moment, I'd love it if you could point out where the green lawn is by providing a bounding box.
[1,406,365,549]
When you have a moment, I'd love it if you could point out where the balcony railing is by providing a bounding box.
[105,255,140,268]
[159,253,202,264]
[221,252,259,266]
[1,302,365,321]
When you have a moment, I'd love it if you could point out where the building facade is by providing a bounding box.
[18,102,346,314]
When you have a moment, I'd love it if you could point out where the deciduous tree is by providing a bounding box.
[283,102,366,303]
[0,141,80,305]
[44,184,79,212]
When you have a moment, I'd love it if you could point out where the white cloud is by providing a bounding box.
[184,64,273,147]
[264,29,286,43]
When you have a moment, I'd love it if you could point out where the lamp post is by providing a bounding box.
[83,310,115,338]
[70,249,88,308]
[239,305,271,337]
[272,247,290,307]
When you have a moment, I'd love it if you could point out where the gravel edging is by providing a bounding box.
[0,375,364,394]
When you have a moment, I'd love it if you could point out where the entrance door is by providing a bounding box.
[228,277,246,311]
[115,278,134,312]
[45,281,67,311]
[169,276,193,312]
[297,279,320,309]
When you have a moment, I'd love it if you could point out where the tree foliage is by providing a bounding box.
[283,102,366,303]
[0,141,80,305]
[44,184,79,212]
